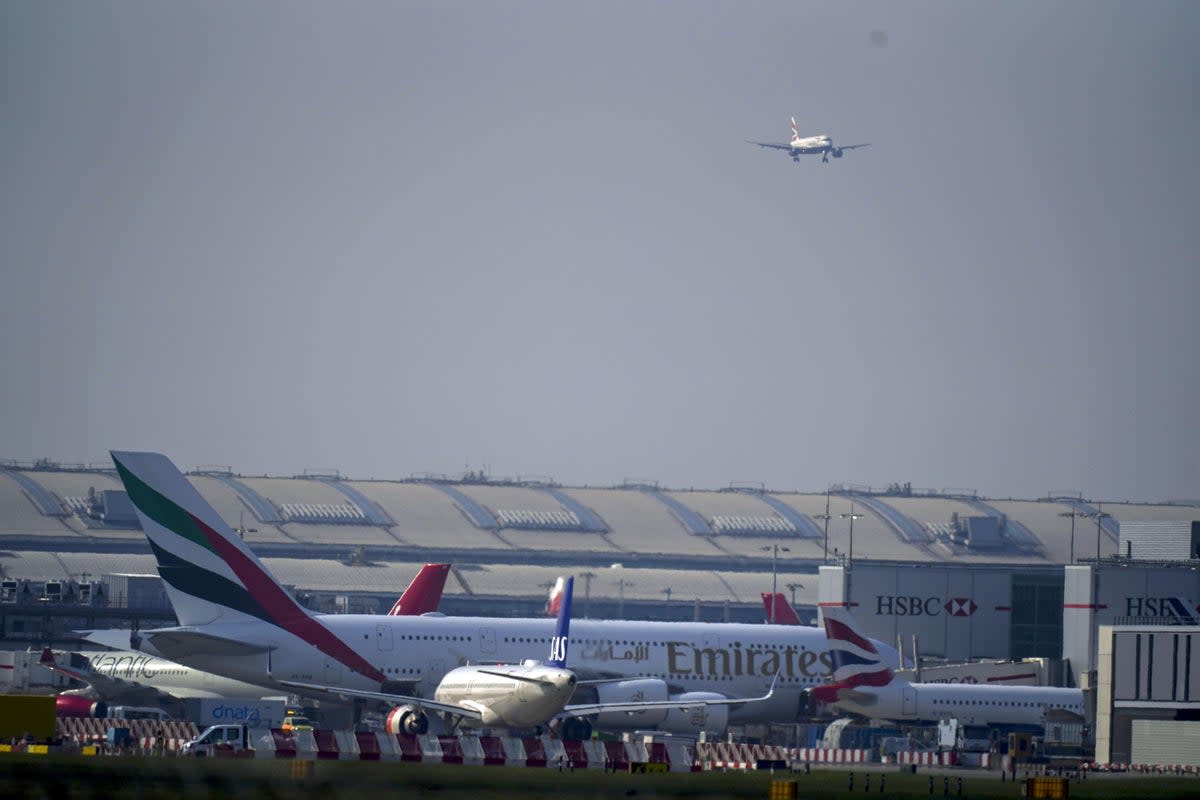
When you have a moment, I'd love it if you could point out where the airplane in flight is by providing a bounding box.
[46,563,451,718]
[747,117,870,163]
[812,606,1084,727]
[286,577,775,737]
[104,450,897,737]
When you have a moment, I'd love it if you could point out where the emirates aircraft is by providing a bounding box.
[747,117,870,163]
[47,563,450,718]
[104,451,899,738]
[287,577,775,737]
[813,606,1084,728]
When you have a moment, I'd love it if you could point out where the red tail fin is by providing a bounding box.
[761,592,803,625]
[388,563,450,616]
[546,576,566,616]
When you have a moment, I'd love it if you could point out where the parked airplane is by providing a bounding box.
[762,593,805,625]
[813,606,1084,727]
[287,577,775,737]
[104,450,897,736]
[48,563,450,718]
[747,117,870,163]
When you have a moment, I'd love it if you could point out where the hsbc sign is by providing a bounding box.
[875,596,978,617]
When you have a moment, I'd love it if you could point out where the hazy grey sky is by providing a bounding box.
[3,2,1198,502]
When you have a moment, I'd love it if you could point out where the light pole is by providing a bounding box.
[613,577,634,617]
[1058,504,1085,564]
[661,587,672,616]
[579,571,595,618]
[840,502,864,567]
[786,582,804,607]
[760,544,791,623]
[1085,504,1113,561]
[814,491,833,565]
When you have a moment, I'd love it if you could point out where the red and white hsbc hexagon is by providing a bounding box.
[944,598,978,617]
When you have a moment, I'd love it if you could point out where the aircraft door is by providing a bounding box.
[478,627,496,656]
[902,685,917,716]
[323,657,343,685]
[376,624,393,652]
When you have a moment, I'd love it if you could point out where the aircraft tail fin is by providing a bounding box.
[110,451,387,683]
[790,116,800,144]
[813,605,896,702]
[545,576,566,616]
[388,563,451,616]
[762,592,804,625]
[547,576,573,669]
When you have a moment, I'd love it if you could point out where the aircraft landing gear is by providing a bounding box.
[561,718,593,741]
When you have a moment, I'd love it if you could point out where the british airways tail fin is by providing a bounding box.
[388,563,451,616]
[547,576,573,669]
[819,605,895,687]
[789,116,800,144]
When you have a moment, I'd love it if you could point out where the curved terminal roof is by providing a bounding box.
[2,463,1197,610]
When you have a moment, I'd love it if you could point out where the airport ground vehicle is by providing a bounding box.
[181,723,253,757]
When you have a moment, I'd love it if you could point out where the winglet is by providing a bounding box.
[547,576,573,668]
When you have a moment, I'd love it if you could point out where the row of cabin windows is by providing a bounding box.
[932,698,1081,709]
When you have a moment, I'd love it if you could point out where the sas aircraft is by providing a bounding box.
[813,606,1084,727]
[105,450,897,737]
[286,577,774,738]
[747,117,869,163]
[47,563,450,718]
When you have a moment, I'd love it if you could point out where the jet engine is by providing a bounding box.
[384,704,429,735]
[659,692,729,735]
[55,694,107,718]
[590,680,733,736]
[832,148,844,158]
[593,678,669,728]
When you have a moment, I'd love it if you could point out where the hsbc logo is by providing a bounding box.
[1125,597,1198,624]
[875,595,977,617]
[945,598,977,617]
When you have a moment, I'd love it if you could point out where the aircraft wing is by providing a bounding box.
[839,143,870,150]
[140,629,273,659]
[278,680,484,722]
[1045,707,1085,723]
[746,140,793,150]
[560,673,778,718]
[78,627,272,659]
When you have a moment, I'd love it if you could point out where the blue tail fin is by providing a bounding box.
[547,576,573,668]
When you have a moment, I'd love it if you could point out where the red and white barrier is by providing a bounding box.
[794,747,871,764]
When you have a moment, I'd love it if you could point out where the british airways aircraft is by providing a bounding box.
[813,606,1084,728]
[747,117,870,163]
[104,450,899,737]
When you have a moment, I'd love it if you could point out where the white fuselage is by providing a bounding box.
[70,650,279,700]
[830,679,1085,727]
[433,663,576,728]
[789,135,833,155]
[146,616,864,725]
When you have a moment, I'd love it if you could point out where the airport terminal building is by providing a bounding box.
[2,459,1198,763]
